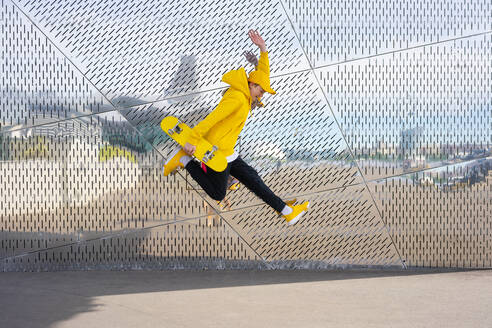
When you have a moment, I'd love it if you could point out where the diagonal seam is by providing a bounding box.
[278,0,407,268]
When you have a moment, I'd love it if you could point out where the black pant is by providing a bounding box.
[185,157,286,213]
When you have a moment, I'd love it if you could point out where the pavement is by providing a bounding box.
[1,269,491,328]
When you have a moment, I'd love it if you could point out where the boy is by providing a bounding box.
[164,30,309,225]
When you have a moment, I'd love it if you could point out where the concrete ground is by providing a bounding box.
[1,269,491,328]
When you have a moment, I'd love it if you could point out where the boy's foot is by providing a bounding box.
[275,198,297,215]
[163,147,186,176]
[228,177,241,191]
[283,201,310,226]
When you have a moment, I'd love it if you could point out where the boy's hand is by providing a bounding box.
[184,143,196,156]
[243,50,258,67]
[248,29,267,52]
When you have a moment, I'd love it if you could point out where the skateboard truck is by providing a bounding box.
[168,122,182,135]
[203,145,218,163]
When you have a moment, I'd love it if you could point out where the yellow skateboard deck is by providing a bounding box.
[160,116,227,172]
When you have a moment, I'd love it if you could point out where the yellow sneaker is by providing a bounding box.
[275,198,297,215]
[228,182,240,190]
[283,201,310,226]
[163,147,186,176]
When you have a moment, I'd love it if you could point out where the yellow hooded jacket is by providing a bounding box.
[187,51,271,157]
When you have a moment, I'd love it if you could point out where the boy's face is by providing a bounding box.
[249,83,265,101]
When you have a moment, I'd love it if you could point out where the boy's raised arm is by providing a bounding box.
[248,29,270,75]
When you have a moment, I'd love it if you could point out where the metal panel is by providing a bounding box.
[318,33,491,181]
[15,0,310,104]
[0,0,111,131]
[0,111,213,259]
[284,0,492,67]
[1,216,262,271]
[368,158,492,267]
[221,186,402,267]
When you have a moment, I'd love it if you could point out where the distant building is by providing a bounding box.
[399,127,424,159]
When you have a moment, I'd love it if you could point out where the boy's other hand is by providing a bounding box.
[184,143,196,156]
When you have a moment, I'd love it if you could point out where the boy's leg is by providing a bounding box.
[229,157,285,212]
[185,160,230,201]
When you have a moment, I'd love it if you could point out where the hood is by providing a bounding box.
[221,67,251,103]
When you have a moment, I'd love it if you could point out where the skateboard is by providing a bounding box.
[160,116,227,172]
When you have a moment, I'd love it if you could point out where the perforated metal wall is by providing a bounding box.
[1,0,490,271]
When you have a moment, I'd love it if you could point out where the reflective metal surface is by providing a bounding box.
[368,157,492,267]
[284,0,492,66]
[14,0,310,105]
[0,110,214,259]
[1,217,262,271]
[1,0,491,270]
[221,186,402,267]
[0,0,112,131]
[318,33,492,181]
